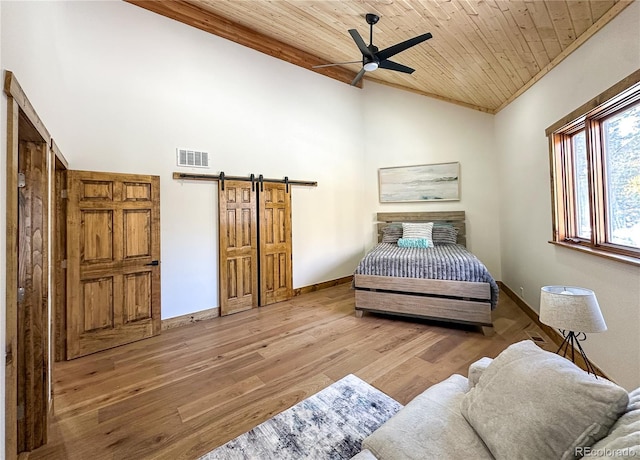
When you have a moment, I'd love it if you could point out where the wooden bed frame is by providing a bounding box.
[353,211,495,336]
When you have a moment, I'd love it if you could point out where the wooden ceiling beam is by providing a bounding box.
[125,0,362,88]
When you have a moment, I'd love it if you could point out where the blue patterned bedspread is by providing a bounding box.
[354,243,499,308]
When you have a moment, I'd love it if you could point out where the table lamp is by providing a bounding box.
[539,286,606,377]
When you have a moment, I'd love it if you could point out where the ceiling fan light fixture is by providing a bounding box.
[363,61,378,72]
[344,14,432,86]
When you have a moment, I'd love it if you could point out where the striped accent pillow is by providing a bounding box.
[381,224,403,243]
[402,222,434,244]
[432,224,458,244]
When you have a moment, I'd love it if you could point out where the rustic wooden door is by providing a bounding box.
[66,171,161,359]
[219,180,258,315]
[259,183,292,305]
[17,140,49,452]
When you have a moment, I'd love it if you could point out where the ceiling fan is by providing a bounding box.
[314,13,433,86]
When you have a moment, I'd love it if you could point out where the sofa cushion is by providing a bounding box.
[461,340,629,460]
[585,387,640,459]
[468,357,493,389]
[363,374,494,460]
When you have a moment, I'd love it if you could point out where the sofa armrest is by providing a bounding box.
[586,387,640,458]
[468,357,493,389]
[350,449,378,460]
[362,374,494,460]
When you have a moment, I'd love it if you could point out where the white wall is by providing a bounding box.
[495,1,640,390]
[362,83,501,277]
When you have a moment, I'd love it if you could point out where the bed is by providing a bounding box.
[353,211,498,336]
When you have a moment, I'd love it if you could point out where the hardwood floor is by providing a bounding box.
[26,284,553,460]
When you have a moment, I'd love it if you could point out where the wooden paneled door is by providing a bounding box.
[17,140,49,452]
[66,171,161,359]
[260,183,292,305]
[219,180,258,315]
[218,180,293,315]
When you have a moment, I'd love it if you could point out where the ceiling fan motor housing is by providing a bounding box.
[365,13,380,25]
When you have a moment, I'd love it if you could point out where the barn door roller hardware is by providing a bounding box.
[173,172,317,190]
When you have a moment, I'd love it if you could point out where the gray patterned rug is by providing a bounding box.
[199,374,402,460]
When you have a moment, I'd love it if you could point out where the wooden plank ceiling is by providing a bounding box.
[128,0,632,113]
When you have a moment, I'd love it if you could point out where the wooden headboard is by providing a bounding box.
[376,211,466,246]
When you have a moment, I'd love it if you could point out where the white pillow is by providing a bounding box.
[460,340,629,460]
[401,222,433,246]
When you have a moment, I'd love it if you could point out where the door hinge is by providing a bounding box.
[61,189,68,199]
[17,404,25,421]
[5,345,13,366]
[61,259,67,269]
[17,287,25,303]
[18,172,26,188]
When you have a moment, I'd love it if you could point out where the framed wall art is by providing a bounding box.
[378,162,460,202]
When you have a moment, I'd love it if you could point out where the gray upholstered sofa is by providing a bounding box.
[352,340,640,460]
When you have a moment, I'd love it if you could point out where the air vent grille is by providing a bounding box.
[176,149,210,168]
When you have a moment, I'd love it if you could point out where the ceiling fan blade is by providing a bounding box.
[378,59,415,74]
[312,60,362,69]
[376,32,432,61]
[350,67,366,86]
[348,29,375,59]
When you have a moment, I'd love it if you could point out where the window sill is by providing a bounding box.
[549,241,640,267]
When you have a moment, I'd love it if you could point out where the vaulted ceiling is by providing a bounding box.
[128,0,632,113]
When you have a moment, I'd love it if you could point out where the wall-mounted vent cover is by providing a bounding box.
[176,149,210,168]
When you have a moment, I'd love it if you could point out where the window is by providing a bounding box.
[547,70,640,263]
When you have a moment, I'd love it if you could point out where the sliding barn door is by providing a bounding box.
[66,171,161,359]
[260,183,292,306]
[219,180,258,315]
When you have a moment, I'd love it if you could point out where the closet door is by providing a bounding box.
[219,180,258,315]
[259,182,292,306]
[66,171,161,359]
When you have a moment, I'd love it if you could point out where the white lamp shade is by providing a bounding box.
[539,286,607,333]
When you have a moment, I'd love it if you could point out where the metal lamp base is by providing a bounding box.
[556,330,598,378]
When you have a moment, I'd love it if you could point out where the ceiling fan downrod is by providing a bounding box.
[364,13,380,71]
[366,13,379,46]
